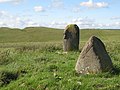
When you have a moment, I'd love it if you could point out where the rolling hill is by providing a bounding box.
[0,27,120,90]
[0,27,120,43]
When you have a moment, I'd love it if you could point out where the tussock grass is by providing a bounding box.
[0,27,120,90]
[0,42,120,90]
[0,50,14,65]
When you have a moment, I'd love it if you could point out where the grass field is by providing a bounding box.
[0,27,120,90]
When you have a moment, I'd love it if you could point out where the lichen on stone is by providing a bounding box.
[65,24,78,33]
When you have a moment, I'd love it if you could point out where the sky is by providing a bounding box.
[0,0,120,29]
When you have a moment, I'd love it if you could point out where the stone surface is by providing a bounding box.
[63,24,79,51]
[75,36,113,74]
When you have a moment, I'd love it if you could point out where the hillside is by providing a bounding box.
[0,27,120,90]
[0,27,120,43]
[0,27,62,43]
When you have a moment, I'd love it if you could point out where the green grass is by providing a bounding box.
[0,27,120,90]
[0,27,120,43]
[0,27,63,43]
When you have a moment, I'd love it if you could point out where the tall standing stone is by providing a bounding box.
[75,36,113,74]
[63,24,79,51]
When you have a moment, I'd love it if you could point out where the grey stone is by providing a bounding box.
[75,36,113,74]
[63,24,79,51]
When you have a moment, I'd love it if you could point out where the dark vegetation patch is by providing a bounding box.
[0,71,18,86]
[111,65,120,75]
[48,65,59,72]
[0,70,27,87]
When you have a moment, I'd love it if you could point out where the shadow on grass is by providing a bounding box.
[110,66,120,75]
[0,71,18,87]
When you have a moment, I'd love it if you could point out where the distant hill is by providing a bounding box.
[0,27,120,43]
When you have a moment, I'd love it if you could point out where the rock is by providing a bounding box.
[75,36,113,74]
[63,24,79,51]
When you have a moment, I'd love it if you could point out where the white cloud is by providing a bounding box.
[34,6,45,12]
[80,0,108,8]
[49,21,67,28]
[71,17,95,28]
[50,0,64,8]
[111,16,120,20]
[48,17,120,29]
[72,7,81,13]
[48,17,95,29]
[94,22,120,29]
[115,22,120,26]
[0,10,7,18]
[0,10,41,28]
[0,10,120,29]
[0,0,13,3]
[26,20,40,27]
[0,0,24,4]
[0,22,8,27]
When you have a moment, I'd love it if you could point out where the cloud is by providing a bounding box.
[72,7,81,13]
[0,10,119,29]
[49,21,67,28]
[25,20,40,27]
[80,0,108,8]
[34,6,45,12]
[0,10,7,17]
[0,10,41,28]
[111,16,120,20]
[50,0,64,8]
[71,17,95,28]
[115,22,120,26]
[0,22,8,27]
[48,17,95,29]
[48,17,120,29]
[0,0,24,4]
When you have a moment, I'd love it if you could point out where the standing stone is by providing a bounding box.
[75,36,113,74]
[63,24,79,51]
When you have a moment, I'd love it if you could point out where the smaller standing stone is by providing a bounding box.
[75,36,113,74]
[63,24,79,51]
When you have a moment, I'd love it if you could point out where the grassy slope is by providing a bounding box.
[0,27,63,43]
[0,27,120,90]
[0,27,120,43]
